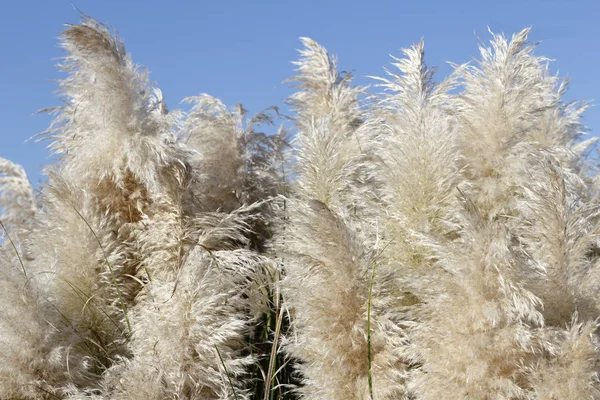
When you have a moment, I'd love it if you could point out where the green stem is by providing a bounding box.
[367,258,377,400]
[215,344,239,400]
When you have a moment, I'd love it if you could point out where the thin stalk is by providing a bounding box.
[215,344,239,400]
[264,291,284,400]
[367,257,377,400]
[69,204,132,335]
[0,220,27,278]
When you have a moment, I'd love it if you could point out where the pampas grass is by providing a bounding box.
[1,17,600,400]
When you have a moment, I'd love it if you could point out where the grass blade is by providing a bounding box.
[215,344,239,400]
[69,204,132,335]
[0,219,27,278]
[367,257,376,400]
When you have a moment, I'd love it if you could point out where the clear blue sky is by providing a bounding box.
[2,0,599,185]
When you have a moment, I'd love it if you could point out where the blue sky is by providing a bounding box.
[1,0,599,185]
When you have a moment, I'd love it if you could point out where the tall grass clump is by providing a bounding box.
[1,16,600,400]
